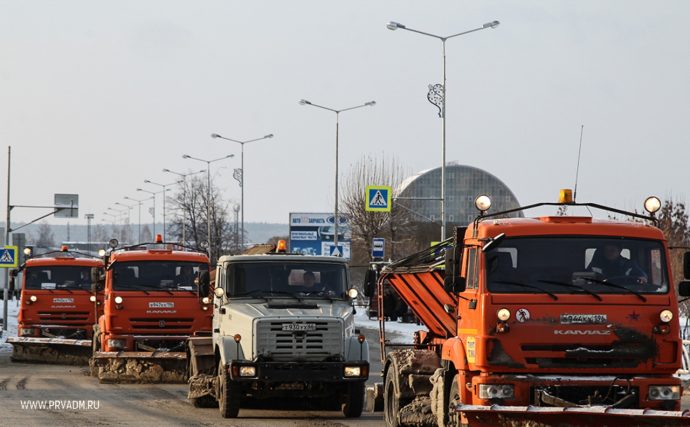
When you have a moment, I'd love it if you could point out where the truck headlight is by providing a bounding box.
[659,310,673,323]
[202,296,211,304]
[114,296,123,304]
[479,384,514,399]
[107,339,125,350]
[344,366,362,377]
[648,385,680,400]
[89,295,97,303]
[29,295,38,303]
[239,366,256,377]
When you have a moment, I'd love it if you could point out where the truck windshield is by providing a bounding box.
[486,237,668,295]
[226,262,348,299]
[25,266,94,290]
[112,261,208,292]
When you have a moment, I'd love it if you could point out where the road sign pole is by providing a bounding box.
[4,146,11,331]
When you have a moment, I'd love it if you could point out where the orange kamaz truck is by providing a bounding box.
[90,235,212,383]
[8,246,104,365]
[379,192,690,427]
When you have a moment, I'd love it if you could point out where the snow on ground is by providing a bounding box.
[354,308,428,344]
[0,298,19,353]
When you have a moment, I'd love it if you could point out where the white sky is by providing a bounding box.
[1,1,688,225]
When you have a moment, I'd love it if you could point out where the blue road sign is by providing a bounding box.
[372,238,385,259]
[329,245,344,257]
[0,245,18,268]
[365,185,392,212]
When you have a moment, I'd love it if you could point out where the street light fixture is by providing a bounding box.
[211,132,274,249]
[143,179,181,242]
[162,168,206,245]
[299,99,375,254]
[182,154,235,262]
[386,19,499,240]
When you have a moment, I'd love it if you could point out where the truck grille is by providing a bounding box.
[522,343,645,369]
[38,311,90,323]
[129,317,194,332]
[255,319,343,362]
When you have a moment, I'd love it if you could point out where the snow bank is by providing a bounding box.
[354,309,427,344]
[0,299,19,353]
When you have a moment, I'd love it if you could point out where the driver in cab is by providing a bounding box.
[588,243,648,284]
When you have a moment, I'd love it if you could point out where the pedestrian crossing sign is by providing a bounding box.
[365,185,392,212]
[0,245,18,268]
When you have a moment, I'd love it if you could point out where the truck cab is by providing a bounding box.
[8,246,104,364]
[187,248,369,419]
[91,236,212,383]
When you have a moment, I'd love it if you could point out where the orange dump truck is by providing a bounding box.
[379,194,690,427]
[7,246,104,365]
[90,235,212,383]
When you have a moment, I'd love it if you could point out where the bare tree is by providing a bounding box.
[168,175,238,263]
[33,222,55,248]
[341,155,410,264]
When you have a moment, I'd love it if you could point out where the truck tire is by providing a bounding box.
[447,375,468,427]
[218,361,240,418]
[342,382,365,418]
[384,367,400,427]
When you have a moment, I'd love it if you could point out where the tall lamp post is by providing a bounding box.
[84,213,94,254]
[114,201,134,243]
[143,179,181,242]
[124,196,151,242]
[162,168,206,245]
[299,99,375,253]
[386,19,499,240]
[211,132,274,249]
[182,154,234,262]
[136,188,168,236]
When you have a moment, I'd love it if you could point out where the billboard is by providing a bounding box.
[289,213,351,259]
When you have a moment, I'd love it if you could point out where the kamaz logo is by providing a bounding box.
[149,302,174,308]
[554,330,612,335]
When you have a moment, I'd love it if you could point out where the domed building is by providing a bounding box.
[397,163,522,226]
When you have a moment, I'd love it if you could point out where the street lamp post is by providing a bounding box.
[386,19,499,240]
[211,133,274,249]
[124,196,151,242]
[162,168,206,245]
[114,201,134,242]
[299,99,375,254]
[136,187,168,236]
[84,213,94,254]
[143,179,181,242]
[182,154,234,262]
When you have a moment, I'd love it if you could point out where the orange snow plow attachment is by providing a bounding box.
[7,336,92,365]
[457,404,690,427]
[90,350,187,383]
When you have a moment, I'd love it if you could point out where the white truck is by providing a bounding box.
[186,251,369,418]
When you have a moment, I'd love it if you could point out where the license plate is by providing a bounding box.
[560,314,607,324]
[282,323,316,331]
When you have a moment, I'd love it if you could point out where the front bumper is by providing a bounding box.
[469,374,681,410]
[228,360,369,383]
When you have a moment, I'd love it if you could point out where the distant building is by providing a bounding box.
[397,163,522,225]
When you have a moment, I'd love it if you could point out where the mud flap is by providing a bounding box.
[8,337,92,365]
[91,351,187,383]
[457,404,690,427]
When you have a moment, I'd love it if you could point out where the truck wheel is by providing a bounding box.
[447,376,468,427]
[342,382,365,418]
[218,361,240,418]
[384,368,400,427]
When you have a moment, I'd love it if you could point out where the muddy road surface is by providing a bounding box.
[0,352,383,426]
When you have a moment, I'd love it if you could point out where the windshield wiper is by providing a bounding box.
[583,277,647,302]
[492,279,559,300]
[536,279,603,301]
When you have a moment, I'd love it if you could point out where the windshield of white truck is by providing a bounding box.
[486,237,668,295]
[226,262,348,299]
[112,261,208,292]
[25,266,94,290]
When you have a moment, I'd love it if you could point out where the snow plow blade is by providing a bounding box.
[457,404,690,427]
[7,337,92,365]
[91,351,187,383]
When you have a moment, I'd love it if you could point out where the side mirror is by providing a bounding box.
[199,271,211,298]
[9,275,15,292]
[444,275,466,294]
[363,269,376,297]
[91,267,105,292]
[684,252,690,279]
[679,281,690,297]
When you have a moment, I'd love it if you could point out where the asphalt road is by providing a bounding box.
[0,325,389,427]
